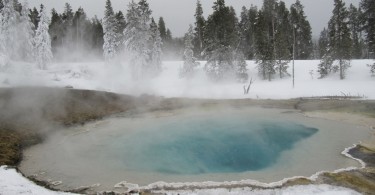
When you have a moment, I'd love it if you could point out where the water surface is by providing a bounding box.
[19,107,369,191]
[106,117,318,174]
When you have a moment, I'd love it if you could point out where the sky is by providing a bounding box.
[28,0,360,38]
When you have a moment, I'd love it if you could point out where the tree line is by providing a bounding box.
[185,0,375,81]
[1,0,374,80]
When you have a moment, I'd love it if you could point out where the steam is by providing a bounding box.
[0,87,69,134]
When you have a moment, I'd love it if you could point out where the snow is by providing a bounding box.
[0,59,374,99]
[158,185,360,195]
[0,166,74,195]
[0,166,361,195]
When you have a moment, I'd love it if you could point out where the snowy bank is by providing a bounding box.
[0,166,362,195]
[0,60,374,99]
[0,166,74,195]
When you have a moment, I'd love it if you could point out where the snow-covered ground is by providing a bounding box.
[0,59,374,99]
[0,166,361,195]
[0,60,374,194]
[0,166,73,195]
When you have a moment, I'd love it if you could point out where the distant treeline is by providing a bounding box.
[1,0,374,80]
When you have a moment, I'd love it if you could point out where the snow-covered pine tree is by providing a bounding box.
[123,0,152,79]
[0,0,18,59]
[17,0,34,61]
[328,0,352,80]
[33,5,53,70]
[149,17,162,76]
[103,0,120,61]
[180,24,199,78]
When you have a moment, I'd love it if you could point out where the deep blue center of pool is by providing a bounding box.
[107,116,318,175]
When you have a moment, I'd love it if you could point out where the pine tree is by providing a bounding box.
[49,8,63,53]
[72,7,90,52]
[248,5,258,59]
[348,4,363,59]
[166,29,172,40]
[274,1,291,78]
[327,0,352,79]
[181,24,199,78]
[116,11,126,33]
[149,17,162,76]
[115,11,126,51]
[360,0,375,58]
[254,0,277,81]
[103,0,120,61]
[61,3,74,44]
[360,0,375,74]
[28,7,39,30]
[1,0,18,56]
[158,17,167,41]
[17,0,34,61]
[91,16,104,53]
[158,17,172,55]
[290,0,313,59]
[239,6,250,59]
[123,0,153,79]
[204,0,241,81]
[193,0,205,59]
[318,28,329,58]
[33,5,53,70]
[317,26,336,78]
[238,5,257,60]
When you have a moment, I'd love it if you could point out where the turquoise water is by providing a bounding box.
[104,115,318,175]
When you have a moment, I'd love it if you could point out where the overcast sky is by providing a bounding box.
[28,0,360,38]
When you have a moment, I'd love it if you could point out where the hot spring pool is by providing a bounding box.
[106,117,317,174]
[20,107,370,191]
